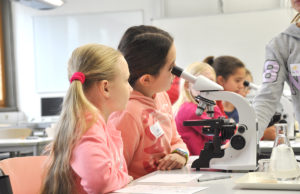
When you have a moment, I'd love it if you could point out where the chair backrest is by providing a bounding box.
[0,128,32,139]
[0,156,48,194]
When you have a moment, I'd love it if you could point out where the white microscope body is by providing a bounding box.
[200,91,257,170]
[172,66,257,171]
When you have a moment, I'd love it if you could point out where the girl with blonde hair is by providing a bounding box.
[173,62,225,156]
[40,43,132,194]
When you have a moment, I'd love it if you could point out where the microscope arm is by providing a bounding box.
[171,66,223,91]
[199,91,257,170]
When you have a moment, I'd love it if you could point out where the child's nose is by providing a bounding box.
[238,82,244,89]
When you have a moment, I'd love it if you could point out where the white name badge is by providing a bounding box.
[150,121,164,138]
[290,63,300,76]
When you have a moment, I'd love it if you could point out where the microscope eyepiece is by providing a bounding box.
[243,80,259,90]
[171,66,183,77]
[243,80,250,87]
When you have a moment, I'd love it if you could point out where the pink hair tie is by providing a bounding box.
[70,72,85,84]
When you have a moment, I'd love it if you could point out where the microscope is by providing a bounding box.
[171,66,257,171]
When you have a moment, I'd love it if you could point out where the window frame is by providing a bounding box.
[0,1,6,106]
[0,0,18,111]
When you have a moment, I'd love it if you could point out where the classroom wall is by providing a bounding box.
[10,0,292,121]
[11,0,162,121]
[152,9,293,85]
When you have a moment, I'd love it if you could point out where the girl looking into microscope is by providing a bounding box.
[205,56,276,140]
[108,25,189,179]
[240,68,254,98]
[173,62,226,155]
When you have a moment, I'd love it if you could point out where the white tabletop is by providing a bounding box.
[113,156,300,194]
[259,138,300,154]
[0,137,52,156]
[0,137,52,146]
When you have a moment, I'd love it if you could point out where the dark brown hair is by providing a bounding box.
[118,25,174,87]
[203,55,245,80]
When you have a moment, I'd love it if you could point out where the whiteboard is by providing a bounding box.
[152,9,291,84]
[33,10,143,93]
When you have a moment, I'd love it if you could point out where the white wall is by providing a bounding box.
[10,0,294,121]
[163,0,220,17]
[11,0,162,121]
[152,9,293,85]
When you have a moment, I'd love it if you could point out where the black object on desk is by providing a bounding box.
[267,112,281,127]
[184,117,236,170]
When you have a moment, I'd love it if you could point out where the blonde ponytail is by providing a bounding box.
[41,44,122,194]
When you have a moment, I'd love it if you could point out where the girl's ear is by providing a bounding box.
[98,80,110,98]
[217,76,225,86]
[138,74,153,86]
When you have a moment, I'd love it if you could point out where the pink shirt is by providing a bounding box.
[109,91,188,179]
[70,115,130,194]
[175,102,225,156]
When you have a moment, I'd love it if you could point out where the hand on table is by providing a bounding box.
[262,125,276,140]
[157,153,186,171]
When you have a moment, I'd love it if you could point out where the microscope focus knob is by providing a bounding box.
[237,125,247,133]
[230,135,246,150]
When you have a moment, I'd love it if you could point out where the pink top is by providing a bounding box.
[167,76,180,104]
[70,115,130,194]
[175,102,225,156]
[109,91,188,179]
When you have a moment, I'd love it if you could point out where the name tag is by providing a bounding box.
[290,63,300,76]
[150,121,164,138]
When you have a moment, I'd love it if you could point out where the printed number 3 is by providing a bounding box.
[262,61,280,83]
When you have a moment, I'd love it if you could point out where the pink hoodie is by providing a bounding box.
[71,115,130,194]
[175,102,225,156]
[109,91,188,179]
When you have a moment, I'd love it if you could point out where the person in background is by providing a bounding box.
[173,62,226,155]
[109,25,189,179]
[245,68,253,82]
[204,55,246,123]
[253,0,300,140]
[167,76,181,104]
[41,44,132,194]
[240,68,254,98]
